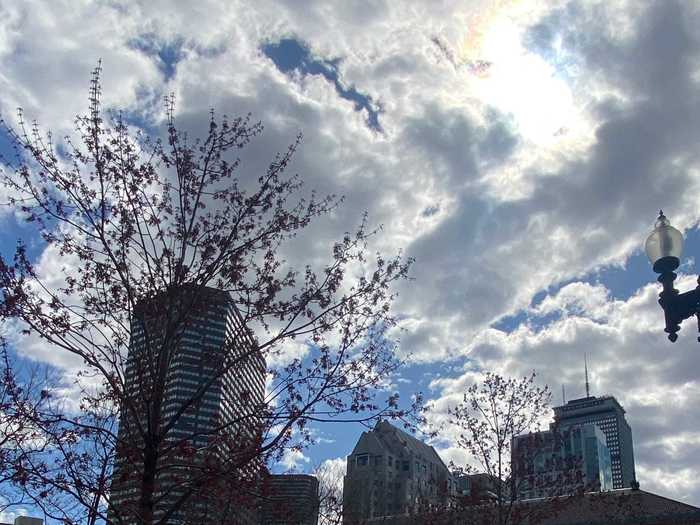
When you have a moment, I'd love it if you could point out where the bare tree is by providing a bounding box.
[0,341,54,517]
[448,372,552,525]
[314,460,345,525]
[0,65,420,524]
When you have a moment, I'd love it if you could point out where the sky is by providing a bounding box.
[1,0,700,518]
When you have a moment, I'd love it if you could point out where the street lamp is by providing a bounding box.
[645,211,700,342]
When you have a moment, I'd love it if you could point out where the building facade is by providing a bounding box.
[453,473,501,505]
[110,286,265,524]
[0,518,43,525]
[553,395,636,489]
[259,474,320,525]
[342,420,452,523]
[512,423,613,500]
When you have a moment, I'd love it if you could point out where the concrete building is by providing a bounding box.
[0,518,43,525]
[259,474,320,525]
[110,286,265,524]
[453,472,501,504]
[553,395,636,489]
[512,423,613,500]
[342,420,452,523]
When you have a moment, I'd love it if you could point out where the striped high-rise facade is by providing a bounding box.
[259,474,320,525]
[110,286,265,524]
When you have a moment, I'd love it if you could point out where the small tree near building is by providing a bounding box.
[314,459,345,525]
[448,372,552,525]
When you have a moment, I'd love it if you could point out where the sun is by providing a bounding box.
[460,16,582,147]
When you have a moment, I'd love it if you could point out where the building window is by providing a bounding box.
[357,454,369,466]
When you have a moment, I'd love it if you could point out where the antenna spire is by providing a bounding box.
[585,353,590,398]
[562,384,566,404]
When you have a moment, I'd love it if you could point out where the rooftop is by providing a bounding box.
[553,395,627,415]
[350,420,447,470]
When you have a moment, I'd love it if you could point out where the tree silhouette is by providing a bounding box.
[0,65,419,524]
[314,459,345,525]
[448,372,552,525]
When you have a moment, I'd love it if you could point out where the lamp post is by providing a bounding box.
[645,211,700,342]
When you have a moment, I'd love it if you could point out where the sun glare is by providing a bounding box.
[462,18,580,147]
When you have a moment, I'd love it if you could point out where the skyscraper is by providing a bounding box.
[342,420,452,523]
[110,286,265,524]
[553,395,636,489]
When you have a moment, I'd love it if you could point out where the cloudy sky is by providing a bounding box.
[2,0,700,515]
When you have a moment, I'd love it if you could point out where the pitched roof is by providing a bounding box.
[350,420,447,470]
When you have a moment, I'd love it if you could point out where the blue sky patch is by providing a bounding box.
[262,38,383,132]
[129,34,185,82]
[494,226,700,334]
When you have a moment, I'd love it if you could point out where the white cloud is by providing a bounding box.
[0,505,33,523]
[278,447,311,471]
[531,281,613,321]
[265,338,311,369]
[0,1,161,131]
[428,275,700,503]
[3,0,700,508]
[314,456,346,493]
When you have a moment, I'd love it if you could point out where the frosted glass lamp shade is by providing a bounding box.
[645,212,683,273]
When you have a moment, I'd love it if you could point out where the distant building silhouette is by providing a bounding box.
[0,518,43,525]
[452,472,501,505]
[259,474,320,525]
[553,395,636,489]
[342,420,452,523]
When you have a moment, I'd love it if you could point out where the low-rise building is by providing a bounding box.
[453,472,501,504]
[0,518,43,525]
[259,474,320,525]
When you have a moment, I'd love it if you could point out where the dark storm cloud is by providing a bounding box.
[164,63,396,284]
[407,198,514,325]
[401,106,478,182]
[391,113,526,359]
[478,118,519,168]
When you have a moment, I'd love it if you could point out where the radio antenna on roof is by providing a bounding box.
[585,353,591,398]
